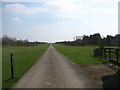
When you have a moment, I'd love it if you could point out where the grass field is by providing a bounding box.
[53,44,109,64]
[53,44,120,88]
[2,44,49,88]
[0,46,2,89]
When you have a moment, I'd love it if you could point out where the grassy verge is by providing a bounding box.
[53,44,109,64]
[53,44,120,88]
[2,44,49,88]
[0,46,2,89]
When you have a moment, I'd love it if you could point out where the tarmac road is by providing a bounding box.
[12,45,101,88]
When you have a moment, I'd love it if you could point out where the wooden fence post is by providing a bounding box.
[96,49,98,57]
[104,48,106,59]
[109,48,111,61]
[116,49,119,62]
[11,53,14,79]
[94,49,96,57]
[98,49,100,57]
[100,48,103,58]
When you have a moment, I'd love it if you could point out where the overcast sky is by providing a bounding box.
[1,0,119,43]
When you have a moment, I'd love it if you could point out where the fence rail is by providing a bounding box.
[94,48,120,65]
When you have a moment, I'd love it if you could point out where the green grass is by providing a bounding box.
[0,46,2,89]
[2,44,49,88]
[53,44,109,64]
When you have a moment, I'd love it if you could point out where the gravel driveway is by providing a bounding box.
[12,46,101,88]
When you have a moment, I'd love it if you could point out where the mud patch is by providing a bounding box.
[80,64,120,88]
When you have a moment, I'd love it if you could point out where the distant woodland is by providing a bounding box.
[56,33,120,47]
[1,33,120,46]
[1,35,47,46]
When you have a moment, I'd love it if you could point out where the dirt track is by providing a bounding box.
[12,46,101,88]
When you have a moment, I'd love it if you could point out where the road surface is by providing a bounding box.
[12,45,101,88]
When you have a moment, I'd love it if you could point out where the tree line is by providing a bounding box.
[56,33,120,47]
[1,35,47,46]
